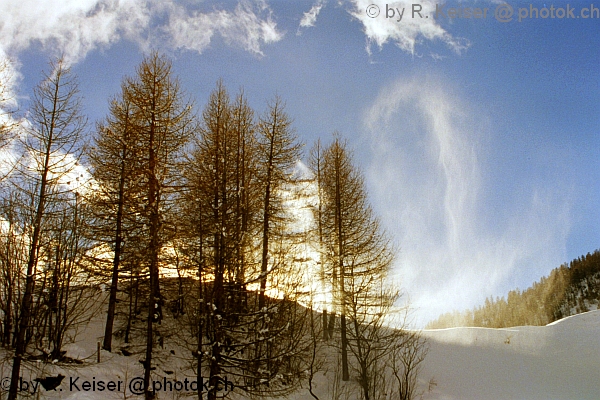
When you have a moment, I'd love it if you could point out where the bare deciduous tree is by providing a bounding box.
[315,134,427,400]
[33,192,98,361]
[0,57,17,155]
[0,193,28,348]
[390,327,429,400]
[88,89,140,353]
[8,58,87,400]
[257,96,303,311]
[118,52,195,399]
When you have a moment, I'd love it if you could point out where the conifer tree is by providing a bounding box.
[318,134,395,384]
[8,58,87,400]
[88,90,139,352]
[0,58,16,156]
[309,139,332,340]
[123,52,195,399]
[182,84,310,399]
[256,96,303,310]
[183,81,237,399]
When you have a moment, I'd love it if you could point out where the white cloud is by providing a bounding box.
[1,0,464,69]
[0,0,284,190]
[0,50,23,172]
[363,75,571,326]
[0,0,283,64]
[296,0,469,55]
[299,0,327,30]
[0,51,20,113]
[348,0,469,55]
[165,0,283,55]
[0,0,150,65]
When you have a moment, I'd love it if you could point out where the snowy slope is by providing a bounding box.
[284,310,600,400]
[1,308,598,399]
[420,310,600,400]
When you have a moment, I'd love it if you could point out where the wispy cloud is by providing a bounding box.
[0,0,150,64]
[299,0,327,31]
[0,0,283,65]
[363,75,571,326]
[165,0,282,56]
[0,0,284,185]
[348,0,469,55]
[296,1,468,55]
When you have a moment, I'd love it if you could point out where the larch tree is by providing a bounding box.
[182,81,236,399]
[256,96,303,310]
[309,138,333,340]
[0,57,17,155]
[8,58,87,400]
[88,89,140,353]
[318,134,396,387]
[123,52,195,399]
[250,95,308,396]
[229,89,261,304]
[182,82,265,399]
[182,83,311,399]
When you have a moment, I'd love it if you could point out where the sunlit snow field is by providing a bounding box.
[1,306,597,399]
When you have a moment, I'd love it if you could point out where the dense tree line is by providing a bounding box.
[0,54,427,400]
[427,249,600,329]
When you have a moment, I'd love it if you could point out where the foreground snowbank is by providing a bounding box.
[420,310,600,400]
[1,309,598,399]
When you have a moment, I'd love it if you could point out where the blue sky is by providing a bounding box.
[1,0,598,326]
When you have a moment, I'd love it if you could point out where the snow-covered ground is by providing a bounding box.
[1,308,598,399]
[419,310,600,400]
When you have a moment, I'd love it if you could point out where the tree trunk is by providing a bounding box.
[259,116,275,311]
[335,152,349,382]
[196,259,204,399]
[322,309,328,340]
[9,74,58,399]
[103,114,130,352]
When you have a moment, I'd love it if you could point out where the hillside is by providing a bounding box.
[1,304,599,399]
[427,250,600,329]
[420,310,600,400]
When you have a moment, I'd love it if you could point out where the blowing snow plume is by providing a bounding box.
[363,75,571,326]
